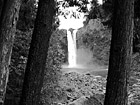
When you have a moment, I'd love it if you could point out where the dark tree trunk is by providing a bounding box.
[0,0,21,104]
[20,0,55,105]
[104,0,134,105]
[0,0,4,17]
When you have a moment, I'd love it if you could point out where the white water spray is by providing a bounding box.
[67,29,77,67]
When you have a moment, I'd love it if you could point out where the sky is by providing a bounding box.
[98,0,103,4]
[58,0,103,30]
[58,6,86,29]
[57,0,103,4]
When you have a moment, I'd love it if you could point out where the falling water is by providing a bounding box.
[67,29,77,67]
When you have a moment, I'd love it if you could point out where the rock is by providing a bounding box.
[68,95,103,105]
[68,96,87,105]
[83,95,103,105]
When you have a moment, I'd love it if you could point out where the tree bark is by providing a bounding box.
[0,0,21,104]
[20,0,55,105]
[0,0,4,18]
[104,0,134,105]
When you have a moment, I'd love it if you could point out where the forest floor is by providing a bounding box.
[59,71,106,105]
[59,63,140,105]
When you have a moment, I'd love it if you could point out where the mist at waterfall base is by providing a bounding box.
[61,47,108,76]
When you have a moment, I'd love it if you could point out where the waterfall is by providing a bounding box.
[67,29,77,67]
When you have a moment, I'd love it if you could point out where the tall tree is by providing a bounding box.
[0,0,22,104]
[0,0,4,17]
[104,0,134,105]
[19,0,56,105]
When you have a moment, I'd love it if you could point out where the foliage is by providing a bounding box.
[5,29,32,105]
[128,53,140,105]
[100,0,140,53]
[16,0,37,31]
[4,1,37,104]
[5,26,67,105]
[4,0,140,105]
[57,0,98,13]
[77,19,111,66]
[41,29,67,105]
[5,29,67,105]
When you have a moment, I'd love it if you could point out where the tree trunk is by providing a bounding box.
[0,0,21,104]
[0,0,4,17]
[20,0,55,105]
[104,0,134,105]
